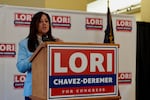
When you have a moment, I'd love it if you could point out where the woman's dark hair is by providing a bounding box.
[27,11,56,52]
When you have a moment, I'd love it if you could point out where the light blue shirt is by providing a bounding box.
[16,38,33,96]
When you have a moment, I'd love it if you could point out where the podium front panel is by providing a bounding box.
[46,43,119,100]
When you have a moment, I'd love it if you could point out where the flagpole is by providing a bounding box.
[107,0,112,43]
[107,0,109,8]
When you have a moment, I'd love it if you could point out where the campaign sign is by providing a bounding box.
[47,44,118,100]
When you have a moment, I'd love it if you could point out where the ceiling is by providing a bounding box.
[87,0,141,14]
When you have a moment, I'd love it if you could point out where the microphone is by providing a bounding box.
[42,35,50,42]
[42,35,56,42]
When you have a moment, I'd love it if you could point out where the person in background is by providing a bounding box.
[16,11,62,100]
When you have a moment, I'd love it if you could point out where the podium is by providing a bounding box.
[30,42,121,100]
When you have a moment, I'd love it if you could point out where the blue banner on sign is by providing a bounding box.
[49,74,116,88]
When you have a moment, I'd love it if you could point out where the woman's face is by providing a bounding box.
[37,14,50,36]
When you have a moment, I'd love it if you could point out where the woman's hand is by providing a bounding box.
[55,38,63,42]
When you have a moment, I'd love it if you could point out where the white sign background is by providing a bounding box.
[0,5,136,100]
